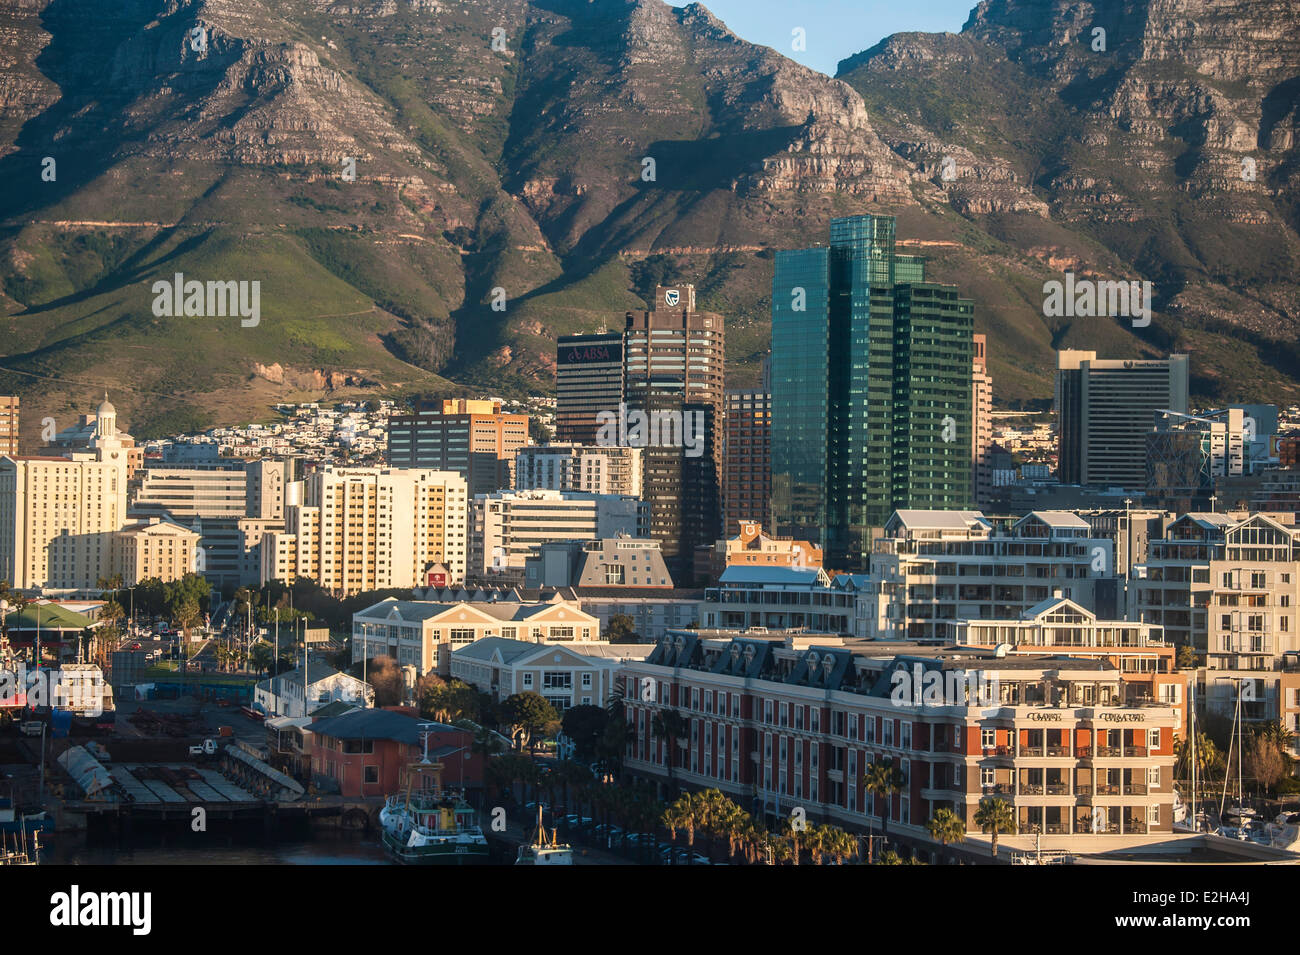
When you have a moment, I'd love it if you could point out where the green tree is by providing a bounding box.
[561,704,608,761]
[650,709,690,791]
[974,797,1017,861]
[862,760,906,855]
[605,613,639,644]
[925,808,967,862]
[248,640,275,676]
[502,692,558,753]
[1176,644,1197,670]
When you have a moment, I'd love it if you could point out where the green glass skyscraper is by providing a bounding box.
[770,214,974,570]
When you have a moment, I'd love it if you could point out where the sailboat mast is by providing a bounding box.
[1189,680,1197,829]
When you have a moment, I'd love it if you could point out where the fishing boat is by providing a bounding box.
[0,796,50,835]
[515,805,574,866]
[378,726,488,865]
[0,827,39,865]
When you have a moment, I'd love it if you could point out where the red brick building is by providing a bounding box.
[307,708,484,799]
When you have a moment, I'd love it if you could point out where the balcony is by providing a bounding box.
[1046,784,1070,796]
[1074,784,1092,796]
[1096,746,1120,757]
[981,784,1015,796]
[1123,784,1148,796]
[1125,820,1149,834]
[1124,746,1148,757]
[1075,747,1093,759]
[1046,746,1069,757]
[1094,784,1119,796]
[1019,783,1044,795]
[1044,823,1070,835]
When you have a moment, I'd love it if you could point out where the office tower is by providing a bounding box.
[556,332,624,444]
[514,444,642,496]
[0,396,17,456]
[770,214,975,569]
[622,285,725,579]
[972,334,994,509]
[723,390,771,531]
[387,399,529,496]
[470,489,648,576]
[1055,350,1189,490]
[262,467,468,595]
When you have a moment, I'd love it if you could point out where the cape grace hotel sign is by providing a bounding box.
[1024,711,1149,722]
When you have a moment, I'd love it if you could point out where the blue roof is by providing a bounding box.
[718,566,825,586]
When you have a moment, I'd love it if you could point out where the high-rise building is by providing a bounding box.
[556,332,624,445]
[623,285,725,579]
[514,444,642,496]
[1055,350,1189,490]
[387,399,529,496]
[972,335,994,509]
[0,396,18,456]
[723,390,771,532]
[770,214,975,569]
[262,467,468,595]
[0,399,131,592]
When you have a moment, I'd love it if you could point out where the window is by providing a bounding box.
[1147,729,1160,749]
[763,700,773,724]
[543,672,572,690]
[522,673,533,688]
[581,673,592,688]
[449,628,475,645]
[810,708,820,732]
[981,728,995,749]
[900,722,912,750]
[1147,767,1160,787]
[883,720,893,747]
[364,765,379,784]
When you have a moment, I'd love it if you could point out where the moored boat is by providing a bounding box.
[515,806,573,866]
[379,727,488,865]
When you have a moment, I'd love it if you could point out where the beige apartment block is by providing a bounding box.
[112,518,201,585]
[262,467,467,595]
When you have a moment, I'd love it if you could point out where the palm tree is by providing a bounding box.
[650,709,689,792]
[779,813,804,865]
[973,797,1016,861]
[925,808,968,862]
[862,760,906,856]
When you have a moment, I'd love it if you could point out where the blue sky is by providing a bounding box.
[671,1,976,76]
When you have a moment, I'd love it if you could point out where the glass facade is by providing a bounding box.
[771,215,974,569]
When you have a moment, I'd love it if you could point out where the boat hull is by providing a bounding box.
[381,829,489,865]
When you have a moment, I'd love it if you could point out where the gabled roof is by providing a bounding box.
[717,566,830,586]
[1016,510,1091,530]
[1021,595,1096,621]
[306,708,458,743]
[887,510,990,533]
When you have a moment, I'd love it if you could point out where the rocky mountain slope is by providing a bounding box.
[1,0,1298,443]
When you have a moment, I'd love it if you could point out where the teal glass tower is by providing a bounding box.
[770,214,974,570]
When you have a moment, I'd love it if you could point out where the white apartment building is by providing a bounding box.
[866,510,1119,642]
[514,444,643,497]
[0,430,130,593]
[262,467,467,595]
[470,489,647,576]
[451,637,652,712]
[1132,512,1235,650]
[352,596,602,676]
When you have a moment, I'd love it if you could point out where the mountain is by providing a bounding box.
[1,0,1298,446]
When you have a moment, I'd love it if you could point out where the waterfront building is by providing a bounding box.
[620,630,1179,855]
[451,637,651,712]
[352,595,601,676]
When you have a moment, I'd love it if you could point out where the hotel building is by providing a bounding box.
[620,630,1178,856]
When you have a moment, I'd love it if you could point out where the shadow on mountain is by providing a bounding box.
[0,0,230,221]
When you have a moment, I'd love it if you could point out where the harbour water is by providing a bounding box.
[39,831,392,865]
